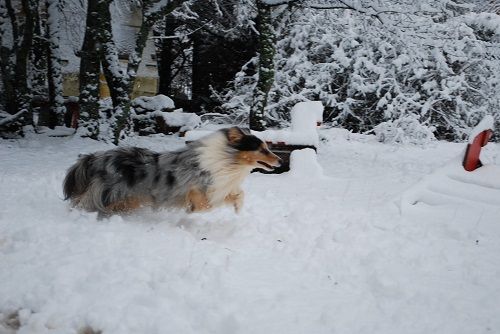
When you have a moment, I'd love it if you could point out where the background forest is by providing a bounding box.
[2,2,500,333]
[1,0,500,144]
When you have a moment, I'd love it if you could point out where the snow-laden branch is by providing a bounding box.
[0,110,26,126]
[218,1,500,141]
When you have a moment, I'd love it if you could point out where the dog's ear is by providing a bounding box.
[225,127,245,144]
[239,127,251,135]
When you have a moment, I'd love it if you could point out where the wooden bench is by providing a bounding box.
[255,142,317,174]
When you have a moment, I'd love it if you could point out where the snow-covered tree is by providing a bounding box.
[77,0,186,143]
[45,0,66,127]
[0,0,37,135]
[249,0,275,131]
[77,0,102,140]
[220,0,500,141]
[155,0,257,112]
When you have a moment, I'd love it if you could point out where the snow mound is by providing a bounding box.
[469,115,494,143]
[131,109,201,133]
[162,110,201,129]
[131,96,200,134]
[401,157,500,210]
[132,94,175,111]
[374,116,435,145]
[291,101,324,127]
[288,148,323,177]
[259,101,323,146]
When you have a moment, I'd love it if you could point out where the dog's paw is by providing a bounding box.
[229,191,244,214]
[234,203,242,214]
[188,202,212,213]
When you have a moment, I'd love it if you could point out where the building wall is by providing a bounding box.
[61,2,159,99]
[62,73,158,99]
[97,73,160,99]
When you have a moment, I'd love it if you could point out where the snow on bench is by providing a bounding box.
[402,115,499,210]
[287,148,324,178]
[185,101,323,173]
[258,101,322,147]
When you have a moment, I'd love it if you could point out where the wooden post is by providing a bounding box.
[463,129,493,172]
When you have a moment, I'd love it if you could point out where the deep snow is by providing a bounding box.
[1,129,499,334]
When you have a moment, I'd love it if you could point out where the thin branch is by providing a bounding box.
[265,0,300,7]
[150,22,209,39]
[304,0,385,23]
[0,110,26,126]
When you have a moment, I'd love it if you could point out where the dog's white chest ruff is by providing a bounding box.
[196,133,252,206]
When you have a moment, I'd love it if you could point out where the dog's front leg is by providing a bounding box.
[186,188,212,212]
[225,189,244,213]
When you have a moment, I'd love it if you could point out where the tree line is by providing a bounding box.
[1,0,499,143]
[1,0,259,142]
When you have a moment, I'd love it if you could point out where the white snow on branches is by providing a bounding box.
[220,1,500,141]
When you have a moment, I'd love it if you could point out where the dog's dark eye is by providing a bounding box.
[235,135,262,151]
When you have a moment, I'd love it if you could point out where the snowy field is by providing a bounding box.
[1,129,500,334]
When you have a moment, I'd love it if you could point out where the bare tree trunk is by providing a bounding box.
[3,0,37,134]
[45,0,65,128]
[0,0,36,134]
[158,16,177,97]
[78,0,101,139]
[32,3,47,102]
[191,33,211,111]
[98,0,131,144]
[127,20,151,95]
[0,0,16,116]
[250,0,275,131]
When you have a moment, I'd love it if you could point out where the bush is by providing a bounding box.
[374,115,436,145]
[218,3,500,141]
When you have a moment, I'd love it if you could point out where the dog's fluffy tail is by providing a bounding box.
[63,154,93,201]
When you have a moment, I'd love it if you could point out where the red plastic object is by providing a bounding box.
[462,129,493,171]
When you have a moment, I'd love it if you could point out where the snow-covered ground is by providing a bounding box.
[1,129,499,334]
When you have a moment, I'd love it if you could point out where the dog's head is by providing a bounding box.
[223,127,282,171]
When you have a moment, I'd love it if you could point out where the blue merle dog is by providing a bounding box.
[63,127,282,216]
